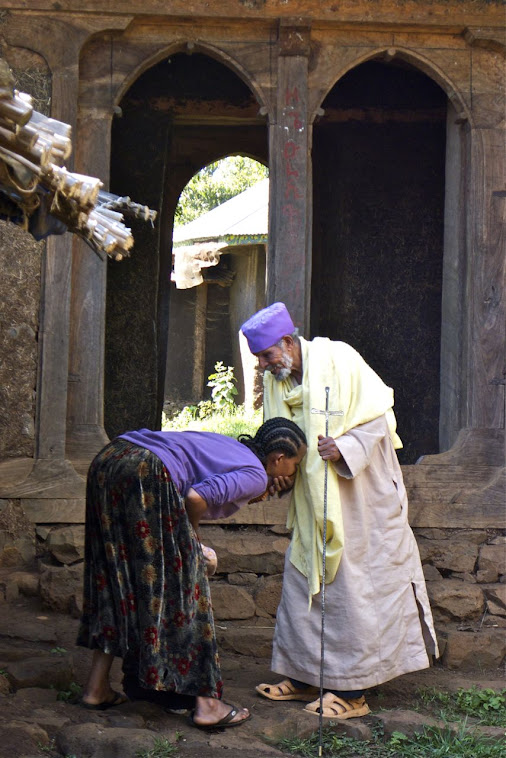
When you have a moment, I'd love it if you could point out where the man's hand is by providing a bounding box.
[317,434,341,462]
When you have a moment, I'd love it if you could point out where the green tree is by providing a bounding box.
[174,155,268,226]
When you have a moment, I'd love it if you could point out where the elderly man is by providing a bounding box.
[240,302,438,720]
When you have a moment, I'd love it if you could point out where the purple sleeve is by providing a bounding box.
[192,466,267,519]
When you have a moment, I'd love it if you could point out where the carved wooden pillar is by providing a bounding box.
[267,19,312,334]
[467,126,505,433]
[65,107,113,460]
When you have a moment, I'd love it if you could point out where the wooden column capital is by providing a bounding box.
[278,18,311,57]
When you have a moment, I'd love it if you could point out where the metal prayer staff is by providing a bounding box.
[311,388,344,756]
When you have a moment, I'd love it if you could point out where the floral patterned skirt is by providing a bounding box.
[76,438,223,698]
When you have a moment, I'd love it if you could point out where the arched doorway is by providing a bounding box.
[312,58,451,464]
[166,159,268,416]
[104,52,268,438]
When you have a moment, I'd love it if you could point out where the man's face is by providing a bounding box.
[255,340,293,381]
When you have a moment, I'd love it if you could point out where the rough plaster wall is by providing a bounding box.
[0,48,50,458]
[0,222,41,458]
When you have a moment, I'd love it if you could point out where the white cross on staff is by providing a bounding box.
[311,387,344,756]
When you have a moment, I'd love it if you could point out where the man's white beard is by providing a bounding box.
[274,347,293,382]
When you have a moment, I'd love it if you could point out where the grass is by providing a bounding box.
[162,404,262,438]
[277,724,506,758]
[418,685,506,728]
[276,687,506,758]
[136,736,179,757]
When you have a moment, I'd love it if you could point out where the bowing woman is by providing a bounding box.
[76,417,306,730]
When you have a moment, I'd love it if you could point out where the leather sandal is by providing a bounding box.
[255,679,319,702]
[303,692,371,719]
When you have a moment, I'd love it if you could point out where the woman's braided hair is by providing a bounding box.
[238,417,307,464]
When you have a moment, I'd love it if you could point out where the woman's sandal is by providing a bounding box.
[255,679,319,702]
[189,704,251,731]
[303,692,371,719]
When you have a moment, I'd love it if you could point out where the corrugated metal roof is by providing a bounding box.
[173,178,268,246]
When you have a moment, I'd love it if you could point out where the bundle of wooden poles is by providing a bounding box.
[0,59,156,259]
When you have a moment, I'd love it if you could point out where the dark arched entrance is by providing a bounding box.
[312,59,447,463]
[105,52,267,438]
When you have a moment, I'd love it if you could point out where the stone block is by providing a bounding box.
[46,525,85,565]
[39,563,84,615]
[0,501,35,567]
[9,571,39,597]
[216,624,274,657]
[427,580,485,621]
[228,572,258,585]
[254,573,283,616]
[210,582,255,620]
[477,544,505,582]
[57,724,161,758]
[417,536,480,574]
[4,652,74,691]
[422,564,442,581]
[441,629,506,669]
[484,586,506,617]
[0,722,49,757]
[202,527,289,575]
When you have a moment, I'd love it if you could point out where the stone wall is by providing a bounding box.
[0,46,50,459]
[0,223,41,459]
[2,507,504,671]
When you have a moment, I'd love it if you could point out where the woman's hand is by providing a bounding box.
[200,544,218,576]
[268,475,296,497]
[317,434,341,462]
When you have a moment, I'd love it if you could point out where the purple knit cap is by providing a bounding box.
[241,302,295,354]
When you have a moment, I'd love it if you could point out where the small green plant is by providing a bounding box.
[207,361,238,413]
[418,685,506,727]
[50,646,67,655]
[136,736,178,758]
[56,681,83,703]
[37,739,56,754]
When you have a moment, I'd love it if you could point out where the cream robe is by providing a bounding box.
[271,414,438,689]
[263,339,438,688]
[264,337,402,600]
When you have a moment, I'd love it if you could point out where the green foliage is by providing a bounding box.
[207,361,238,413]
[418,686,506,727]
[37,739,56,754]
[385,724,506,757]
[56,681,82,703]
[174,155,268,226]
[163,403,262,438]
[163,361,262,438]
[276,721,506,758]
[50,646,67,655]
[136,737,178,758]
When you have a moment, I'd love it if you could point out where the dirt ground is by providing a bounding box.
[0,595,504,758]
